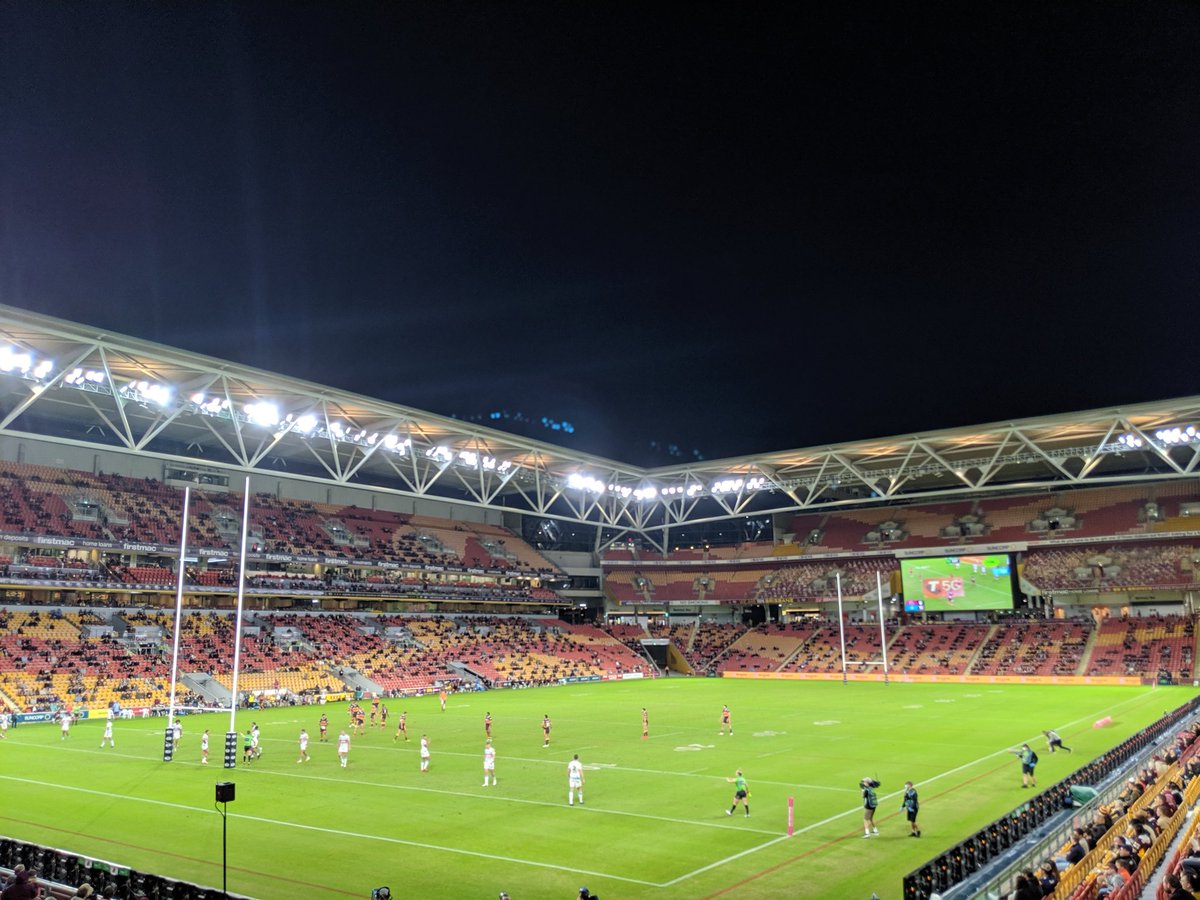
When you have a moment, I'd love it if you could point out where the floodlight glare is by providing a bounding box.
[567,473,605,494]
[32,359,53,379]
[0,347,33,373]
[244,401,280,427]
[139,382,172,407]
[329,421,345,437]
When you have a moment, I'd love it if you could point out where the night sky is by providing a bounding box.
[2,3,1198,467]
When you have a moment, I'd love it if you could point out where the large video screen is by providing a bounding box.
[899,554,1014,612]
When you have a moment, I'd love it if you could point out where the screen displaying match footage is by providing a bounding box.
[899,554,1015,612]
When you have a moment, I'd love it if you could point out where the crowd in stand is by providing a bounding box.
[2,603,1199,716]
[1005,720,1200,900]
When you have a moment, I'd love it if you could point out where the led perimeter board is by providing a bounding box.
[900,554,1015,612]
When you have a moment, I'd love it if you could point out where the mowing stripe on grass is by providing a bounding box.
[659,835,792,887]
[255,735,857,792]
[699,756,1018,896]
[10,743,788,837]
[0,813,363,899]
[679,688,1163,893]
[0,775,666,887]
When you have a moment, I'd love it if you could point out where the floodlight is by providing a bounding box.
[481,455,496,469]
[567,473,605,494]
[244,401,280,427]
[139,382,172,407]
[0,347,32,373]
[32,359,53,379]
[459,450,477,466]
[190,391,206,404]
[329,421,345,437]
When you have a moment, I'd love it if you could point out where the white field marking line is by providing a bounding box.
[660,835,792,887]
[250,735,856,791]
[70,730,854,794]
[661,688,1166,887]
[25,743,786,837]
[0,774,663,888]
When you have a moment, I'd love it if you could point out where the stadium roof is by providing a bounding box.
[3,303,1199,546]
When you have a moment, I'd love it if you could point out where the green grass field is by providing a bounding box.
[0,679,1188,899]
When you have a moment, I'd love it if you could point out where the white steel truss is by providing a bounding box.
[3,304,1200,536]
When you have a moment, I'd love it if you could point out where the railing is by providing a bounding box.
[0,835,252,900]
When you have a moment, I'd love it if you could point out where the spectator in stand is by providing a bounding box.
[1012,870,1041,900]
[0,868,41,900]
[1036,861,1059,897]
[1164,873,1194,900]
[1096,859,1128,898]
[1064,828,1089,865]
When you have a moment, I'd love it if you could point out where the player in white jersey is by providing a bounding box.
[297,728,310,763]
[0,712,9,739]
[567,754,585,806]
[420,734,431,772]
[250,723,261,760]
[201,729,210,764]
[172,718,183,746]
[337,730,350,767]
[60,711,72,740]
[100,717,115,748]
[482,739,496,786]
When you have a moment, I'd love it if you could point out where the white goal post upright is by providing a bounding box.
[165,486,191,748]
[226,477,252,759]
[877,570,890,686]
[836,571,847,684]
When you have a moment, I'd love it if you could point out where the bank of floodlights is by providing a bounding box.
[567,473,606,494]
[122,379,172,407]
[244,401,280,427]
[64,367,106,387]
[1155,426,1197,445]
[710,475,769,495]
